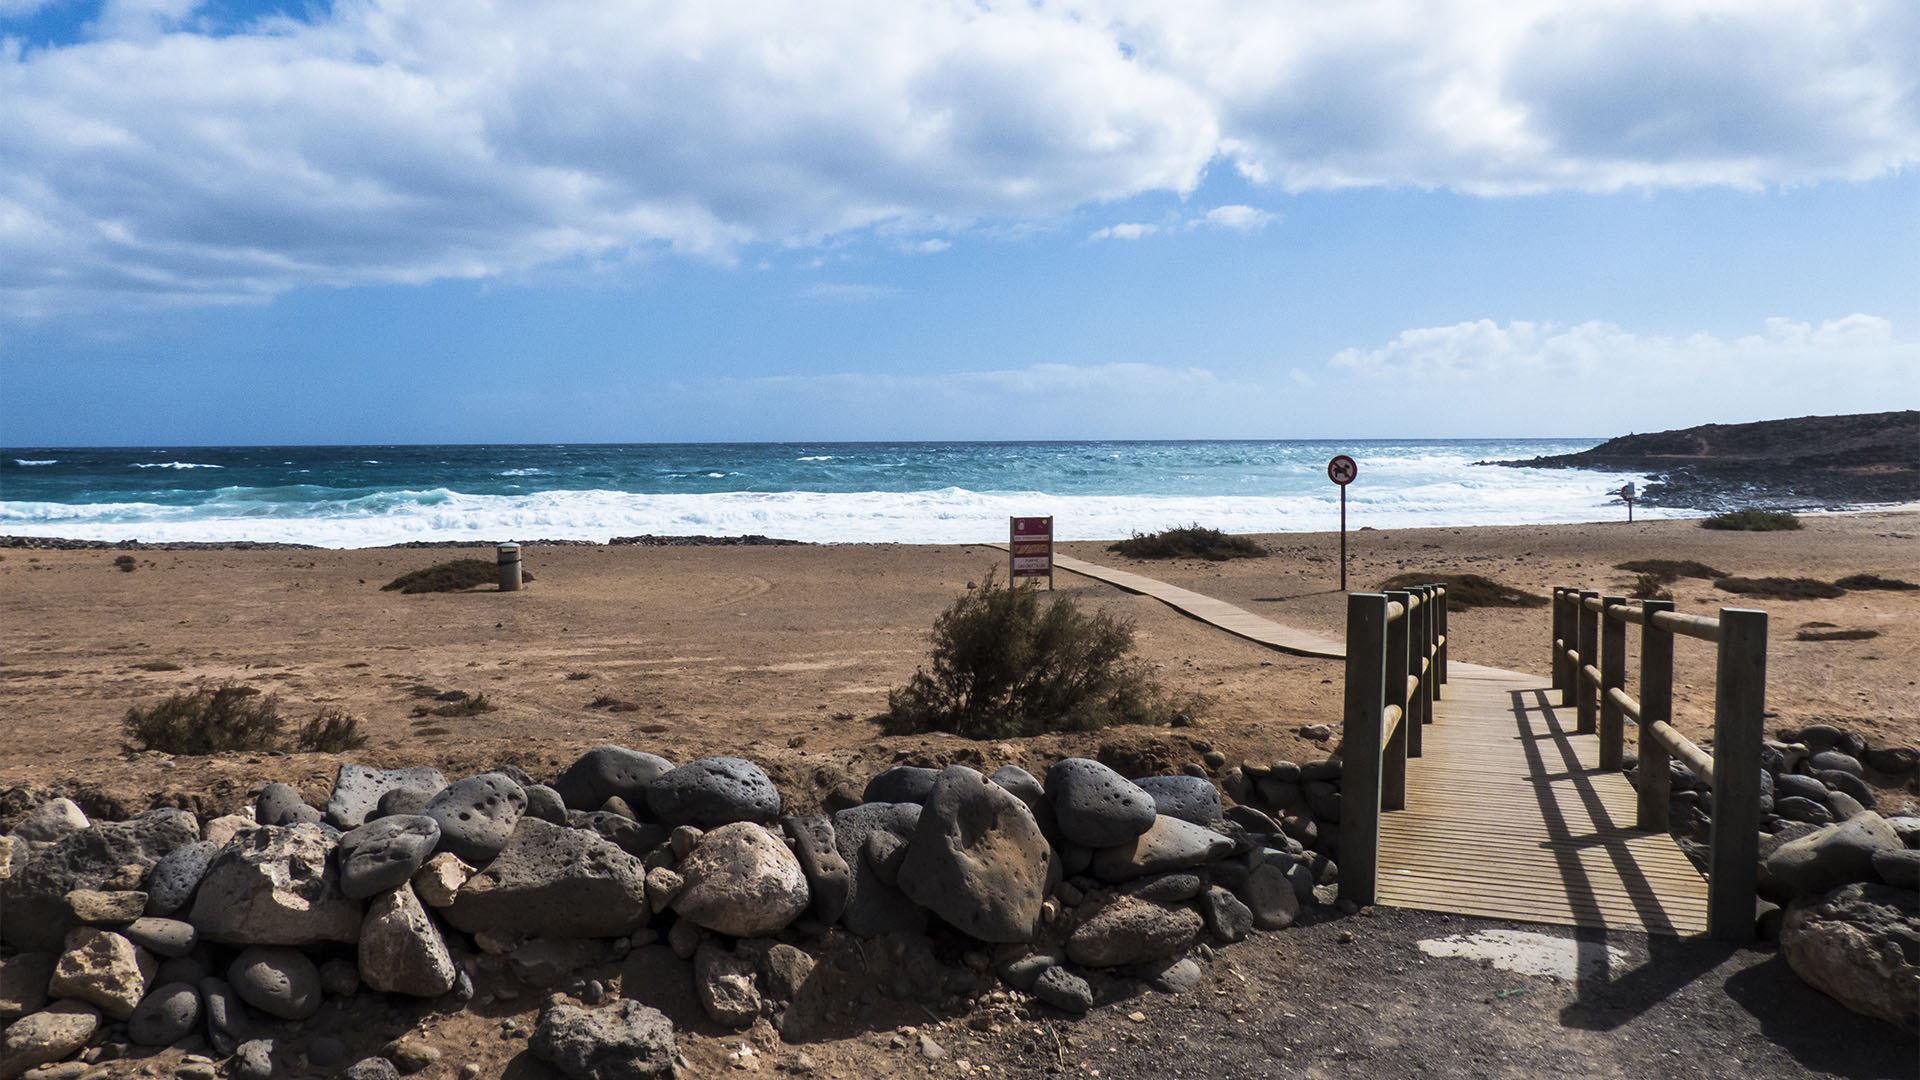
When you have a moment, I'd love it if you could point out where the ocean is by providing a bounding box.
[0,440,1666,547]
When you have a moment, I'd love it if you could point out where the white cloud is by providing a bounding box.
[1326,314,1919,424]
[1198,204,1274,231]
[1090,222,1159,240]
[908,238,950,254]
[797,282,899,302]
[3,0,1915,315]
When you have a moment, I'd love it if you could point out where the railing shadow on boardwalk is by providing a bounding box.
[1505,686,1739,1029]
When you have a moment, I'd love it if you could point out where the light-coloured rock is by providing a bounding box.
[187,824,363,946]
[48,927,154,1020]
[672,822,809,938]
[0,1000,100,1080]
[228,946,322,1021]
[644,866,684,914]
[693,939,762,1029]
[426,773,527,865]
[201,814,255,850]
[359,883,456,997]
[1064,895,1203,968]
[0,835,16,885]
[12,799,89,843]
[326,764,448,830]
[0,952,57,1022]
[412,852,475,908]
[1781,882,1919,1033]
[64,888,147,925]
[897,765,1051,943]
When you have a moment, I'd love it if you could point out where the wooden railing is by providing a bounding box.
[1551,587,1767,941]
[1339,584,1447,906]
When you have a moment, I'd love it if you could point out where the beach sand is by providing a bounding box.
[3,510,1917,1075]
[3,510,1915,821]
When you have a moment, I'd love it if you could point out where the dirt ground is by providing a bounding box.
[3,510,1917,1076]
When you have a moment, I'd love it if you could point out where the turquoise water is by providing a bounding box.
[0,439,1659,546]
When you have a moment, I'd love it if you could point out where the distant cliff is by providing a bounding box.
[1495,411,1919,509]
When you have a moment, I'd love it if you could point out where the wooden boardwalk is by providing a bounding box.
[1375,663,1710,935]
[1043,553,1345,659]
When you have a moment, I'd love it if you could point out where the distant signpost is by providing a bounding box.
[1010,516,1054,590]
[1328,455,1358,591]
[1619,482,1637,523]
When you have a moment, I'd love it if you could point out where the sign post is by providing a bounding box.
[1010,516,1054,590]
[1327,455,1358,591]
[1619,482,1636,523]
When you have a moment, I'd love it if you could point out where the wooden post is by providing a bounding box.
[1416,586,1435,726]
[1340,592,1390,906]
[1384,591,1414,765]
[1434,585,1448,698]
[1707,607,1766,942]
[1576,591,1600,735]
[1637,599,1675,831]
[1599,595,1627,770]
[497,544,522,592]
[1551,588,1574,705]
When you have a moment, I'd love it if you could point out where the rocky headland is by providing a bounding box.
[1493,411,1919,509]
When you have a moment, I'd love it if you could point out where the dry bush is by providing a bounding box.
[883,570,1187,739]
[1109,525,1268,561]
[124,683,282,755]
[1701,509,1801,531]
[295,707,368,752]
[1714,576,1846,600]
[1376,573,1548,609]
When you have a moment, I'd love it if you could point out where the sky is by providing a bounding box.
[1,0,1917,446]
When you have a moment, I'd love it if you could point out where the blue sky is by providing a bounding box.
[2,0,1916,445]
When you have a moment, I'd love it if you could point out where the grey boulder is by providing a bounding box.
[1031,965,1094,1013]
[552,746,675,814]
[1065,895,1203,968]
[336,815,442,900]
[0,1000,99,1080]
[11,798,89,843]
[143,840,217,917]
[255,783,322,827]
[530,999,679,1080]
[444,818,650,939]
[187,824,363,946]
[1760,812,1904,902]
[1,808,199,951]
[426,773,528,865]
[228,945,321,1021]
[1046,759,1157,849]
[863,766,941,805]
[897,765,1051,943]
[121,917,195,958]
[523,783,570,825]
[647,757,781,828]
[127,980,201,1046]
[1089,816,1236,883]
[1132,775,1223,826]
[781,814,851,926]
[988,764,1046,808]
[326,764,447,830]
[831,802,926,938]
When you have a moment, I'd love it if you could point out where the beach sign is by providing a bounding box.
[1328,455,1357,591]
[1619,481,1637,523]
[1010,516,1054,589]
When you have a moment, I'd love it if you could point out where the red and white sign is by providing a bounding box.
[1327,455,1358,486]
[1010,516,1053,581]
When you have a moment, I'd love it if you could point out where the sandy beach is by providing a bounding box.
[4,510,1915,824]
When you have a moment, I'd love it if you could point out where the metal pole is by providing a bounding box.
[1339,486,1348,592]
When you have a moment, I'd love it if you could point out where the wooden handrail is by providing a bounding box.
[1550,585,1765,940]
[1341,583,1448,907]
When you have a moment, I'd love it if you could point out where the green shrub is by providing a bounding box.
[1700,509,1802,531]
[1615,559,1725,580]
[1108,525,1267,561]
[124,683,283,755]
[882,570,1183,739]
[113,555,136,572]
[1834,573,1918,591]
[1376,573,1548,609]
[1713,576,1845,600]
[380,559,532,593]
[295,707,368,752]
